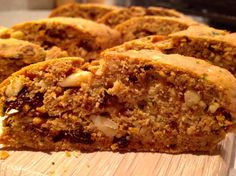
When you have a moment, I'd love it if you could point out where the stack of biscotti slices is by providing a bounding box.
[0,3,236,153]
[48,3,200,43]
[0,3,201,62]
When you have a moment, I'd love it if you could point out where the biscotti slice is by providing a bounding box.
[155,26,236,76]
[7,17,121,61]
[0,38,68,82]
[0,50,235,153]
[49,3,120,21]
[115,16,197,42]
[97,6,195,28]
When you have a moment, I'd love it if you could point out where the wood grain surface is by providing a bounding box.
[0,133,234,176]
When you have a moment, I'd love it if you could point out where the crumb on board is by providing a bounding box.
[0,151,9,160]
[72,151,81,158]
[65,151,71,157]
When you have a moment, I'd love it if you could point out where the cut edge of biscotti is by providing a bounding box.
[0,50,235,152]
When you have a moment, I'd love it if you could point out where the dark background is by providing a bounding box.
[117,0,236,31]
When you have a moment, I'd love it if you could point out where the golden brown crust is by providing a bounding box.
[49,3,120,21]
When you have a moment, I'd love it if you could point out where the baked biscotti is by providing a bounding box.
[97,6,195,28]
[0,50,235,153]
[0,38,68,82]
[49,3,120,21]
[115,16,197,42]
[6,17,121,61]
[154,26,236,77]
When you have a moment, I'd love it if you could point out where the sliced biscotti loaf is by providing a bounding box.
[49,3,120,21]
[7,17,121,61]
[155,26,236,76]
[0,38,68,82]
[115,16,197,42]
[0,50,235,153]
[97,6,195,28]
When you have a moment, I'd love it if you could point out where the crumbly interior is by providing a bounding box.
[116,18,189,42]
[12,23,100,61]
[161,37,236,77]
[0,58,234,153]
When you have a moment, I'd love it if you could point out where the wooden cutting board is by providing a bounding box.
[0,134,234,176]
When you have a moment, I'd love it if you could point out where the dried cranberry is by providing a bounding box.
[69,129,93,144]
[113,135,130,148]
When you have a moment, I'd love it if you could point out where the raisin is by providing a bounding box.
[42,40,55,49]
[30,92,44,108]
[169,144,177,149]
[52,131,66,142]
[5,88,44,112]
[69,129,94,144]
[79,40,93,52]
[113,135,130,148]
[99,91,118,108]
[5,87,30,111]
[45,29,65,39]
[137,100,147,109]
[169,121,178,129]
[142,65,154,71]
[223,111,232,121]
[128,74,138,83]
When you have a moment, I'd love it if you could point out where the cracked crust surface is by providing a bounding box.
[0,50,235,153]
